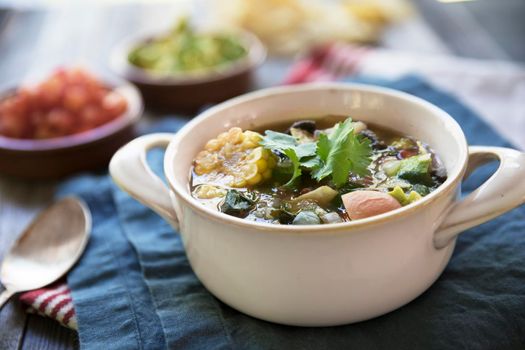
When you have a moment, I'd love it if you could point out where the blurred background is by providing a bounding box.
[1,0,524,87]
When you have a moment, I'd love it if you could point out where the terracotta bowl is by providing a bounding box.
[0,81,143,180]
[109,29,266,113]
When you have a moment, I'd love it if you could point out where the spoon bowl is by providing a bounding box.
[0,197,91,308]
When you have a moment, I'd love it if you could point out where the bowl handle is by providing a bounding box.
[434,146,525,249]
[109,133,179,230]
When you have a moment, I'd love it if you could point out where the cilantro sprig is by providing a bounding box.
[260,130,316,187]
[260,118,372,188]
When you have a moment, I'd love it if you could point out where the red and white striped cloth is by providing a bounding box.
[17,42,525,331]
[19,280,77,329]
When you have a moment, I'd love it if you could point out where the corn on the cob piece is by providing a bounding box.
[193,127,277,187]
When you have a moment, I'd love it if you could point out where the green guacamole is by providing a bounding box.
[128,19,247,75]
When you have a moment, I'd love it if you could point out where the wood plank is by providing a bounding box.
[21,314,78,350]
[0,177,56,350]
[0,299,26,350]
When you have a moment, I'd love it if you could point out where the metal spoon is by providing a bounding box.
[0,197,91,309]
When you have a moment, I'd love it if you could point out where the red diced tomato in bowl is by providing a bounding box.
[0,67,128,140]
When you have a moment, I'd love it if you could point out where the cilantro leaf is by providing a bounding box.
[283,148,302,187]
[260,130,316,158]
[301,156,322,169]
[295,142,316,158]
[259,118,372,188]
[312,118,372,187]
[316,133,330,162]
[260,130,316,186]
[260,130,297,152]
[336,134,372,179]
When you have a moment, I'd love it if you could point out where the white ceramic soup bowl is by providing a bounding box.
[110,83,525,326]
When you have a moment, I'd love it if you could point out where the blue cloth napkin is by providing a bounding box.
[62,76,525,350]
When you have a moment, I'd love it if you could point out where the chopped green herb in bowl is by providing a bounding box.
[128,18,248,76]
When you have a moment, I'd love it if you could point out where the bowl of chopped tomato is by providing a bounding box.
[0,67,143,179]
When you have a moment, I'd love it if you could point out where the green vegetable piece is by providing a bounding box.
[412,184,431,196]
[312,118,372,187]
[388,186,423,206]
[397,154,432,185]
[388,186,408,205]
[382,160,401,177]
[219,189,255,217]
[407,191,422,203]
[383,177,412,191]
[390,137,416,150]
[292,211,320,225]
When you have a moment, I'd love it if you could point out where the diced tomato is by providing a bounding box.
[0,67,127,139]
[63,86,88,112]
[102,92,127,117]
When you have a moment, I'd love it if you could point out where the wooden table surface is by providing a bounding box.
[0,1,523,349]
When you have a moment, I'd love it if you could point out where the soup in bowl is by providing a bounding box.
[110,83,525,326]
[190,116,447,225]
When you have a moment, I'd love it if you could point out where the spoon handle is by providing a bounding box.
[0,289,15,310]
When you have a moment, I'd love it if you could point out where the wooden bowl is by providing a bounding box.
[0,81,143,180]
[109,30,266,113]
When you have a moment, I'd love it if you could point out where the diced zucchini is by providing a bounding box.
[388,186,423,206]
[397,154,432,185]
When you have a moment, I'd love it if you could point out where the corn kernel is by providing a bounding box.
[256,158,268,172]
[244,130,262,142]
[222,143,234,157]
[242,163,258,180]
[196,150,209,160]
[246,147,263,163]
[205,139,221,151]
[194,164,205,175]
[217,132,228,142]
[241,139,257,150]
[247,174,262,185]
[228,127,243,144]
[232,178,247,187]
